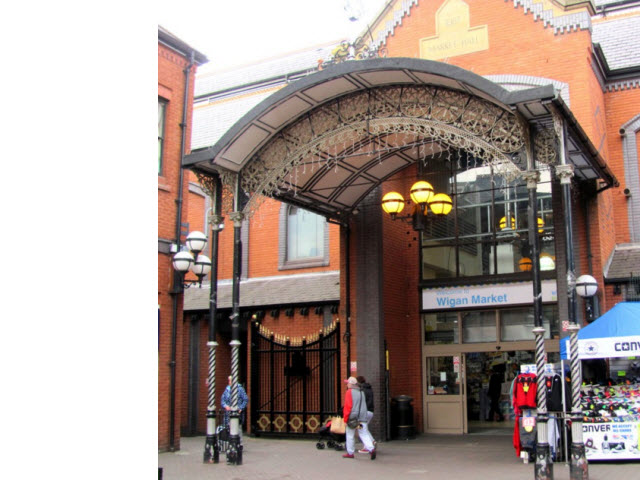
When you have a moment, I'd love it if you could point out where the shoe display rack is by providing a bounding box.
[580,382,640,460]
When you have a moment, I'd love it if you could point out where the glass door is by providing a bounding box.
[424,355,466,434]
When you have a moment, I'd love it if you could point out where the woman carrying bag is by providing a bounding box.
[342,376,376,460]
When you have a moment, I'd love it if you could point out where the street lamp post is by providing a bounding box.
[523,169,553,480]
[172,231,212,288]
[575,275,598,323]
[557,162,588,480]
[203,179,224,464]
[170,230,211,457]
[381,180,453,229]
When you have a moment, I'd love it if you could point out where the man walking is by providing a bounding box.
[356,375,376,453]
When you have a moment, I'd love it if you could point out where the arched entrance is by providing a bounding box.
[184,58,616,443]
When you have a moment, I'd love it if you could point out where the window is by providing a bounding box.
[158,100,167,175]
[287,206,324,260]
[279,205,328,269]
[422,305,559,345]
[420,152,554,281]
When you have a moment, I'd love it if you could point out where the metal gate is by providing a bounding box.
[250,319,341,437]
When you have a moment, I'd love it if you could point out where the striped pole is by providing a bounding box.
[201,179,222,464]
[557,158,588,479]
[204,341,218,463]
[524,166,552,480]
[227,209,244,465]
[567,322,588,479]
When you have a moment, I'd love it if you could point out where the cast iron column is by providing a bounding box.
[203,176,223,464]
[226,175,245,465]
[524,169,553,480]
[557,162,587,479]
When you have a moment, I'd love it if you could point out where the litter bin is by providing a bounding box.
[391,395,415,440]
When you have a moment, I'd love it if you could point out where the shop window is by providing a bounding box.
[462,310,497,343]
[158,99,167,176]
[424,311,459,344]
[420,154,554,282]
[278,205,329,269]
[499,305,559,341]
[426,356,461,395]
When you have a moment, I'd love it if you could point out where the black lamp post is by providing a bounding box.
[523,169,553,480]
[557,161,589,480]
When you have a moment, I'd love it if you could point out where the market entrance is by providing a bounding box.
[465,350,535,433]
[424,354,466,433]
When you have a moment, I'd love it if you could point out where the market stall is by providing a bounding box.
[560,302,640,461]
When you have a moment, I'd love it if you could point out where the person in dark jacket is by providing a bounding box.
[342,376,375,459]
[488,367,504,421]
[357,376,377,452]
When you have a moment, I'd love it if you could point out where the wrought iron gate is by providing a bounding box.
[250,319,341,437]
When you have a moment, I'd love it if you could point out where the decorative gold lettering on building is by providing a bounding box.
[420,0,489,60]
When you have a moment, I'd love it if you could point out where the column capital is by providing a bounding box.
[209,214,225,231]
[228,211,245,227]
[522,170,541,189]
[532,326,546,336]
[555,164,574,184]
[566,323,580,334]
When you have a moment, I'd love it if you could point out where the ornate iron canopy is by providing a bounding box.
[185,58,617,219]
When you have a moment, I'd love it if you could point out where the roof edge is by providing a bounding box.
[158,25,208,65]
[184,58,545,170]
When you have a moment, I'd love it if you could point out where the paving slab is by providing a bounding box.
[158,433,640,480]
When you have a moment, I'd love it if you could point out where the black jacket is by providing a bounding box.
[361,382,374,412]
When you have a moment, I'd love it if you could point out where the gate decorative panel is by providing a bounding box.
[251,320,341,437]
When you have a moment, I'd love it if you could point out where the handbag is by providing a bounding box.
[347,417,359,429]
[329,416,345,434]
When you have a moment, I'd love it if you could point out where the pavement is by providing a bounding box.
[158,430,640,480]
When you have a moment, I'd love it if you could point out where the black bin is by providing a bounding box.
[391,395,415,440]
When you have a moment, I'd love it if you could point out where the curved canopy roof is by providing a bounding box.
[185,58,616,218]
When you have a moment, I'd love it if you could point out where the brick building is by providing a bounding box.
[158,26,207,451]
[168,0,640,457]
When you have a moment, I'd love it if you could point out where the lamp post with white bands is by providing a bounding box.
[226,209,245,465]
[523,167,553,480]
[203,208,224,464]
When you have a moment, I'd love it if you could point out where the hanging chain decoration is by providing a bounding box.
[255,318,340,346]
[230,85,528,217]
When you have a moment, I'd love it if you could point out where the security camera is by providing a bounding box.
[619,128,626,136]
[623,187,632,198]
[496,345,501,351]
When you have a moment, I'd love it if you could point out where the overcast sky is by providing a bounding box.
[158,0,388,71]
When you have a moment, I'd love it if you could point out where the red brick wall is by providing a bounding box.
[158,40,199,451]
[246,197,341,277]
[603,87,640,245]
[384,1,599,139]
[380,165,425,429]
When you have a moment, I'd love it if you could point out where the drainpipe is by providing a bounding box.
[583,198,599,318]
[168,50,195,451]
[343,224,351,379]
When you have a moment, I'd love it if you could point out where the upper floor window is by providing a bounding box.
[420,152,555,281]
[158,100,167,175]
[279,204,329,269]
